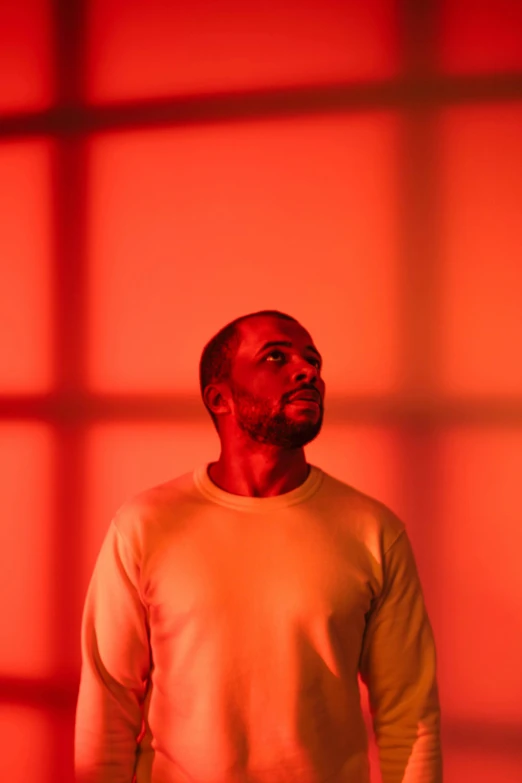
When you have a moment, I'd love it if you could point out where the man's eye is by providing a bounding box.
[265,350,321,369]
[266,350,285,362]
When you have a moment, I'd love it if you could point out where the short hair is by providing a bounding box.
[199,310,299,433]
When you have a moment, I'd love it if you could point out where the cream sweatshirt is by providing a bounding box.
[74,462,442,783]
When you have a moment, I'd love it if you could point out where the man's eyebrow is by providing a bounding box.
[255,340,322,359]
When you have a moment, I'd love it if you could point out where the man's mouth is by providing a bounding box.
[289,391,321,404]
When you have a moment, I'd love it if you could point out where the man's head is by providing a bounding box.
[199,310,325,450]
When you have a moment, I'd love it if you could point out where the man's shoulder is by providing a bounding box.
[318,467,405,553]
[111,468,198,543]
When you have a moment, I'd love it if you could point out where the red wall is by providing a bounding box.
[1,2,522,781]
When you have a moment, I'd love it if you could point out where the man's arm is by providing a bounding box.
[359,530,442,783]
[75,520,151,783]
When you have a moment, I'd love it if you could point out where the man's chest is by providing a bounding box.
[142,516,376,664]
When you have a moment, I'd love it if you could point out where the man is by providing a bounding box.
[75,309,442,783]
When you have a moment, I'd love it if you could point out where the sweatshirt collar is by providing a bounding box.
[193,462,324,511]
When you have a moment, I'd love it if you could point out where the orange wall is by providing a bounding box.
[1,2,522,782]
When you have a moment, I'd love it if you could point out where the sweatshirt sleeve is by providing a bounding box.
[358,530,442,783]
[74,519,151,783]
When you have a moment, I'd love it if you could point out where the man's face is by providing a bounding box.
[223,317,326,449]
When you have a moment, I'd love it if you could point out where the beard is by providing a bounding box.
[230,384,324,449]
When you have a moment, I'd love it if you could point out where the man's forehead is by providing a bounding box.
[236,318,313,353]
